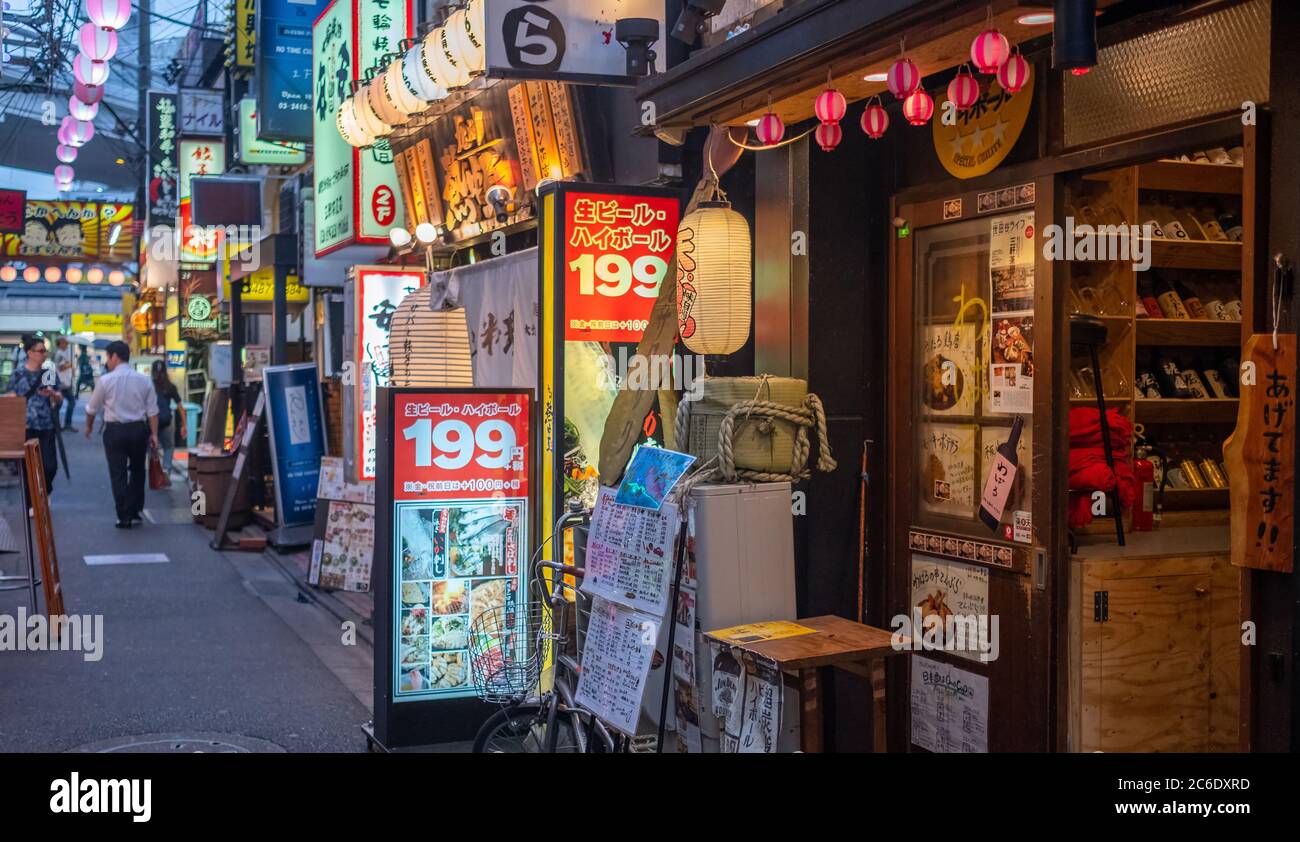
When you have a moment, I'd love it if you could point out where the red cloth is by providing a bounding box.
[1068,407,1136,529]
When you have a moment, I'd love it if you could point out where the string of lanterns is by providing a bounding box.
[54,0,132,190]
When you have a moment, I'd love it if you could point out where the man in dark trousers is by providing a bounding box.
[84,341,159,529]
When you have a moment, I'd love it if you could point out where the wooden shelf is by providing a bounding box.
[1162,487,1230,511]
[1136,318,1242,347]
[1138,160,1243,195]
[1134,397,1238,423]
[1146,239,1242,271]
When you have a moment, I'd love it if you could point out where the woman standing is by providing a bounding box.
[150,360,186,479]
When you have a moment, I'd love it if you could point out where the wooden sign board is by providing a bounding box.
[1224,334,1295,572]
[24,439,66,627]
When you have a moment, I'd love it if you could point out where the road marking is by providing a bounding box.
[84,554,171,566]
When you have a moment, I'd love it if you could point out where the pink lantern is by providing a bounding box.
[73,53,110,87]
[970,28,1010,74]
[902,89,934,126]
[74,81,104,105]
[55,165,74,183]
[997,50,1031,93]
[814,121,842,152]
[57,123,72,145]
[56,144,78,164]
[860,98,889,139]
[947,66,980,110]
[78,22,118,61]
[755,111,784,146]
[87,0,132,30]
[61,116,95,147]
[814,87,846,125]
[886,57,920,99]
[69,95,99,121]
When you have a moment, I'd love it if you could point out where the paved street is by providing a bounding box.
[0,410,373,753]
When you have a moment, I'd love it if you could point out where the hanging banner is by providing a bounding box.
[484,0,665,84]
[237,98,308,165]
[264,363,328,528]
[179,89,226,136]
[178,139,228,263]
[146,91,180,230]
[256,0,329,141]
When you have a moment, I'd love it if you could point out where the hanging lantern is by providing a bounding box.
[947,66,980,110]
[23,266,41,282]
[54,165,74,183]
[336,97,373,147]
[443,10,477,79]
[69,95,99,121]
[970,27,1010,73]
[45,266,62,283]
[108,270,125,286]
[754,111,784,146]
[369,75,405,126]
[87,0,131,30]
[87,267,104,284]
[814,121,842,152]
[384,59,423,116]
[860,98,889,138]
[886,57,920,99]
[387,285,474,388]
[403,44,447,103]
[425,27,469,89]
[997,50,1031,93]
[73,53,110,86]
[78,23,118,61]
[814,87,846,125]
[57,144,78,164]
[0,266,16,282]
[453,0,486,74]
[676,198,752,355]
[352,86,392,137]
[902,89,934,125]
[61,116,95,146]
[74,81,104,105]
[66,267,83,284]
[57,123,72,146]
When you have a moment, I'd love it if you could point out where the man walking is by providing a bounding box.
[54,336,77,430]
[9,336,61,492]
[84,341,159,529]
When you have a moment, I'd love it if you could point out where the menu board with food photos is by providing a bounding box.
[920,422,978,519]
[921,325,978,416]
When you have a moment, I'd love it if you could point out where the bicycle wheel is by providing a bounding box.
[474,704,545,753]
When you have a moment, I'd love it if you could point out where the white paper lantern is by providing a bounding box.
[426,27,469,89]
[57,144,78,163]
[455,0,486,73]
[369,75,405,127]
[54,165,74,183]
[353,85,392,137]
[384,59,423,116]
[387,285,473,387]
[676,200,752,355]
[23,266,40,282]
[0,266,16,282]
[108,270,125,286]
[443,11,478,79]
[87,0,132,30]
[336,97,373,147]
[73,53,110,86]
[403,45,447,103]
[78,22,118,60]
[87,267,104,284]
[69,95,99,121]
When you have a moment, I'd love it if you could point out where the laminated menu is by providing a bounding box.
[580,485,678,616]
[575,595,660,735]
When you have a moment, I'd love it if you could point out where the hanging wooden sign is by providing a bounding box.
[1224,333,1295,572]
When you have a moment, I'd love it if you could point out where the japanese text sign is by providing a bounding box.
[355,267,426,481]
[146,91,180,229]
[392,391,531,502]
[178,139,227,263]
[180,89,225,136]
[0,189,26,234]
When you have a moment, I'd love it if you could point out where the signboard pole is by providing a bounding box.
[209,390,266,551]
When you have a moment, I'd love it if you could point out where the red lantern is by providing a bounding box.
[814,121,842,152]
[947,66,980,110]
[887,57,920,99]
[814,87,846,125]
[74,81,104,105]
[971,27,1010,73]
[755,111,785,146]
[902,89,934,126]
[860,99,889,139]
[998,50,1031,93]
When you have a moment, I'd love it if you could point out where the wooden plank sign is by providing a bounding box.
[24,439,66,626]
[1224,334,1295,572]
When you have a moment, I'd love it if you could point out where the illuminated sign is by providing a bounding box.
[222,263,308,302]
[70,313,125,334]
[237,98,308,165]
[235,0,256,70]
[178,139,227,262]
[2,202,136,260]
[180,89,225,136]
[485,0,665,83]
[256,0,329,141]
[146,91,180,230]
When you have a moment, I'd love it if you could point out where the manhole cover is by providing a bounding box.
[68,733,286,753]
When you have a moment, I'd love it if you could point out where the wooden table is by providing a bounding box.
[704,614,905,752]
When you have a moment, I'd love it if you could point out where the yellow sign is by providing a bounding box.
[932,72,1033,180]
[235,0,256,69]
[705,621,815,645]
[222,264,307,303]
[70,313,125,334]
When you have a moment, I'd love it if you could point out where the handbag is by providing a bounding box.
[148,448,170,490]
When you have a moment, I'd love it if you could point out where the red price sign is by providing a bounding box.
[563,191,679,342]
[392,391,531,502]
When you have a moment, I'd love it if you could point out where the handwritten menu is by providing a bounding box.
[737,658,783,754]
[910,655,988,753]
[575,595,660,735]
[581,485,677,616]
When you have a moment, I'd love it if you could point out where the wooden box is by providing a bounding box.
[0,394,27,452]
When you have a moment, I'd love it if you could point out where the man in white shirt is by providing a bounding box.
[53,336,76,430]
[84,341,159,529]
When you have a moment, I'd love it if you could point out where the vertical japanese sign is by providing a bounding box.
[146,92,179,231]
[177,139,227,262]
[1226,334,1296,572]
[0,188,26,234]
[311,0,408,256]
[257,0,328,141]
[562,190,679,342]
[388,389,532,702]
[235,0,257,70]
[354,266,426,481]
[263,363,327,528]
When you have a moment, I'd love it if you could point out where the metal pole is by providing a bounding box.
[272,262,287,365]
[656,515,691,753]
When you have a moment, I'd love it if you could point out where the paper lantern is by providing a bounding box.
[336,98,372,147]
[78,22,118,60]
[998,50,1031,93]
[69,95,99,121]
[73,53,110,86]
[886,57,920,99]
[54,165,74,183]
[814,87,846,125]
[45,266,62,282]
[426,26,470,89]
[387,285,474,388]
[74,81,104,105]
[66,266,83,284]
[755,111,784,146]
[860,99,889,138]
[676,200,752,355]
[402,45,446,103]
[108,270,125,286]
[87,267,104,284]
[23,266,40,282]
[384,59,424,116]
[454,0,486,73]
[443,10,476,79]
[87,0,131,30]
[814,121,842,152]
[902,89,934,125]
[57,123,72,145]
[57,144,78,164]
[352,87,391,137]
[369,76,405,126]
[61,116,94,146]
[971,27,1010,73]
[0,266,16,282]
[947,67,980,110]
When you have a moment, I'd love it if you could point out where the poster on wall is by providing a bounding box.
[263,364,327,529]
[920,422,977,518]
[575,595,660,735]
[989,212,1035,313]
[388,389,532,702]
[979,423,1030,533]
[581,485,677,617]
[909,555,990,662]
[921,324,978,416]
[988,314,1034,415]
[910,654,988,753]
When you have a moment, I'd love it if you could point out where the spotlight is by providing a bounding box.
[615,18,659,77]
[414,222,439,245]
[389,227,413,248]
[671,0,727,46]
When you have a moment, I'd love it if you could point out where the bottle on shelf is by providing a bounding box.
[1217,209,1244,242]
[1181,368,1210,399]
[1175,280,1208,319]
[1137,276,1163,318]
[1203,367,1231,398]
[1198,207,1228,241]
[1153,198,1190,240]
[1200,458,1228,489]
[1155,354,1192,398]
[1173,206,1207,240]
[1222,288,1244,321]
[1202,283,1228,320]
[1217,356,1241,398]
[979,415,1024,532]
[1155,275,1190,319]
[1138,203,1167,239]
[1179,458,1209,489]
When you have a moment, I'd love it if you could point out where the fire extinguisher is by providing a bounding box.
[1132,446,1155,532]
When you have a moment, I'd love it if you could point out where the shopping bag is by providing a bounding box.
[149,448,170,490]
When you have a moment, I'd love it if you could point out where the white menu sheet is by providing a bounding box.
[580,485,678,616]
[737,658,783,754]
[575,595,660,736]
[910,654,989,753]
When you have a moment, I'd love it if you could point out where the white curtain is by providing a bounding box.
[434,247,538,389]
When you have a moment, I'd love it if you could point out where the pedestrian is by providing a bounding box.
[53,336,77,430]
[77,347,96,395]
[150,359,186,478]
[9,336,61,492]
[84,341,159,529]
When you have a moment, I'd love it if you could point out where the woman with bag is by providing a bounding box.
[150,360,186,482]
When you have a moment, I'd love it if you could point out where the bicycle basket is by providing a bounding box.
[468,601,555,704]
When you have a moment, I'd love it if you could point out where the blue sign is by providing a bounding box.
[263,363,327,527]
[166,350,185,368]
[256,0,330,142]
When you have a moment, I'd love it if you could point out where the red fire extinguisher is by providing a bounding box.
[1132,446,1155,532]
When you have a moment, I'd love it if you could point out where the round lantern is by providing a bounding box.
[69,95,99,121]
[44,266,62,283]
[66,266,83,284]
[369,76,405,127]
[997,50,1031,93]
[754,111,784,145]
[947,66,980,110]
[814,87,846,125]
[61,116,95,147]
[56,144,78,164]
[87,267,104,284]
[860,98,889,138]
[453,0,486,74]
[336,98,373,147]
[404,44,447,102]
[444,10,478,78]
[57,123,72,146]
[73,53,110,87]
[970,27,1010,73]
[814,121,842,152]
[87,0,131,30]
[23,266,40,282]
[384,59,424,116]
[387,285,474,388]
[352,86,391,137]
[78,22,118,61]
[676,200,752,355]
[74,81,104,106]
[108,270,125,286]
[886,57,920,99]
[0,266,15,282]
[427,26,470,89]
[54,165,74,183]
[902,89,934,125]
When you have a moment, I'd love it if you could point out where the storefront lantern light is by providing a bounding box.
[453,0,486,74]
[66,266,83,284]
[108,270,125,286]
[56,144,78,164]
[886,55,920,99]
[369,75,405,127]
[755,107,784,146]
[414,222,439,245]
[389,226,413,248]
[336,97,373,148]
[970,27,1010,74]
[0,266,16,282]
[87,267,104,284]
[44,266,62,283]
[87,0,132,30]
[61,116,95,147]
[860,97,889,138]
[814,121,842,152]
[69,95,99,122]
[425,27,469,89]
[352,87,392,138]
[78,22,118,61]
[442,10,476,80]
[384,59,424,116]
[677,196,752,356]
[814,80,846,125]
[73,53,110,87]
[74,81,104,106]
[902,88,934,125]
[402,46,447,103]
[23,266,40,283]
[54,164,74,183]
[947,65,980,110]
[998,49,1031,93]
